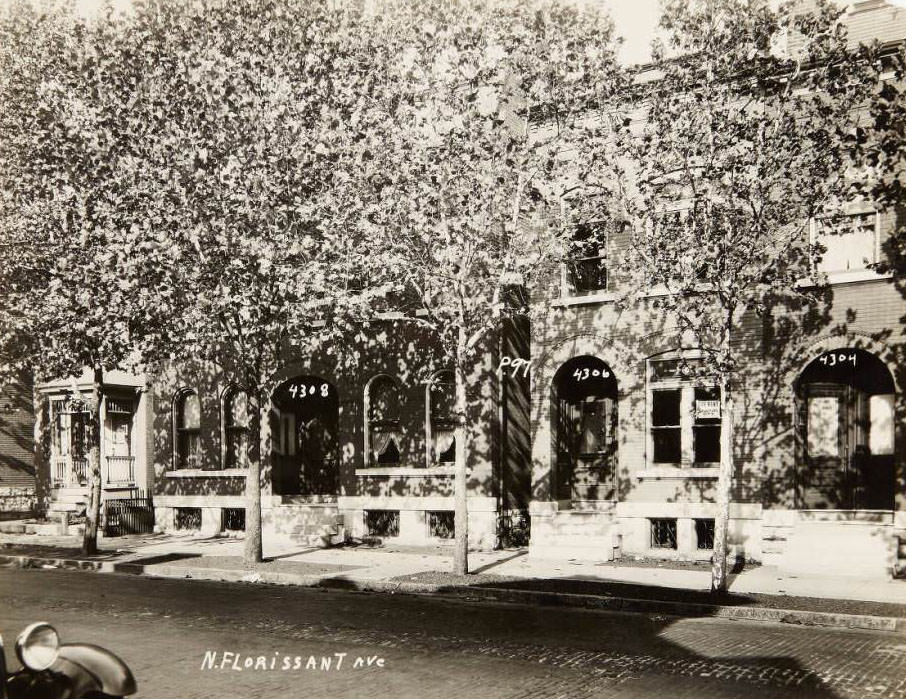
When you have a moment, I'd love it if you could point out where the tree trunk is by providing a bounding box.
[711,373,734,595]
[452,350,470,576]
[244,387,267,567]
[81,366,103,556]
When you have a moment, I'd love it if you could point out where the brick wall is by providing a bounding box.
[0,379,35,490]
[149,320,508,504]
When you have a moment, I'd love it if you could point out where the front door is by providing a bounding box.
[800,382,894,510]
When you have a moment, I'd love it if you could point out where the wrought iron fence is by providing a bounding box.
[103,491,154,536]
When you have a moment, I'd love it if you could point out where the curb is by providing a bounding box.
[3,554,904,633]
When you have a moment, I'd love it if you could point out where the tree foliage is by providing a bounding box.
[334,0,623,573]
[580,0,899,592]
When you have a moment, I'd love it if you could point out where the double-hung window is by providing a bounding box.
[175,390,202,469]
[812,210,879,273]
[648,358,721,467]
[564,221,608,296]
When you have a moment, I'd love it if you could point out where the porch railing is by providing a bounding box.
[106,455,135,485]
[52,457,88,485]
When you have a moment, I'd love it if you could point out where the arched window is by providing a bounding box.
[365,376,402,466]
[427,371,456,465]
[174,390,201,470]
[223,387,249,469]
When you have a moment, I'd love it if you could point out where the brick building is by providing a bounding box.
[0,376,36,518]
[6,0,905,579]
[524,0,906,578]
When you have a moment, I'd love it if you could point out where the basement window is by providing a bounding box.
[428,511,455,539]
[175,507,202,530]
[365,510,400,538]
[695,518,715,550]
[223,508,246,532]
[650,518,677,549]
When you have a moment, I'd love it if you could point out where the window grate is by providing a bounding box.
[695,518,715,550]
[223,508,245,531]
[428,511,455,539]
[650,518,677,549]
[365,510,400,538]
[175,507,202,530]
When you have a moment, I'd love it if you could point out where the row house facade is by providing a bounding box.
[5,0,904,578]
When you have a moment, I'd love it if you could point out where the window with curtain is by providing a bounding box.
[366,376,402,466]
[223,387,249,469]
[429,371,456,464]
[175,390,201,469]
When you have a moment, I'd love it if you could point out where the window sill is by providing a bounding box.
[797,270,892,288]
[635,467,720,479]
[825,269,892,285]
[166,468,247,478]
[551,291,616,307]
[356,466,456,477]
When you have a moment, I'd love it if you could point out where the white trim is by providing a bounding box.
[355,466,457,477]
[165,468,247,478]
[633,467,720,479]
[551,291,617,307]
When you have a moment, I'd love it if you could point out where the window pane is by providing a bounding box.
[693,425,721,463]
[653,428,681,463]
[369,377,400,423]
[430,372,455,421]
[652,389,680,426]
[816,213,876,272]
[180,393,200,429]
[177,431,200,468]
[226,390,247,427]
[579,401,607,453]
[568,256,607,293]
[808,395,840,457]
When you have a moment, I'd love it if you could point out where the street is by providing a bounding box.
[1,568,905,698]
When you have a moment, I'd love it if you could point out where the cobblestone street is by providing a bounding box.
[2,567,905,698]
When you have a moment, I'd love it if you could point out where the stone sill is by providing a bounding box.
[634,467,720,479]
[551,291,617,307]
[165,469,247,478]
[355,466,457,477]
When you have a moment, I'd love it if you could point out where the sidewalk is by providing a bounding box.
[2,529,905,632]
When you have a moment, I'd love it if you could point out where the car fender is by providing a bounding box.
[52,644,136,697]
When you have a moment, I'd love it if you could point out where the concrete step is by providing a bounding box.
[52,492,90,504]
[47,502,86,514]
[779,521,895,579]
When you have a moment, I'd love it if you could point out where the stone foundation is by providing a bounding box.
[0,486,36,515]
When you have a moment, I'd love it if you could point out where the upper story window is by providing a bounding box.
[427,371,456,464]
[222,387,249,469]
[812,210,879,273]
[564,221,608,296]
[174,390,202,470]
[648,357,721,467]
[365,375,402,466]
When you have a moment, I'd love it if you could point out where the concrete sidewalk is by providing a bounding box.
[3,529,906,632]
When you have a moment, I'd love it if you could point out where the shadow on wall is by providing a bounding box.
[527,242,905,559]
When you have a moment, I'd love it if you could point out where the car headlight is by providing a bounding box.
[15,623,59,671]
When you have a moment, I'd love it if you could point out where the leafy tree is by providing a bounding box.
[115,0,373,565]
[585,0,895,593]
[337,0,623,574]
[0,1,142,554]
